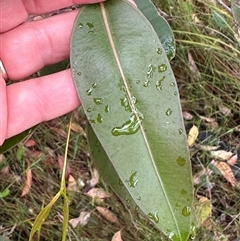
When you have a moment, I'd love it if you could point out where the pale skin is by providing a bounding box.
[0,0,135,145]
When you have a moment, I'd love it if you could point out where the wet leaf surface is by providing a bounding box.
[71,1,193,240]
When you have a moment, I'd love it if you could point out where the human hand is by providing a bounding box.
[0,0,136,145]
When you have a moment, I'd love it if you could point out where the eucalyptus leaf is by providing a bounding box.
[71,0,193,240]
[133,0,176,60]
[39,59,69,76]
[0,127,35,154]
[87,123,137,209]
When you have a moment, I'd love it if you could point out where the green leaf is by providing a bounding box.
[29,192,61,241]
[71,1,193,240]
[211,9,228,29]
[39,59,69,76]
[62,193,69,241]
[133,0,176,60]
[87,123,137,208]
[0,188,10,198]
[0,127,35,154]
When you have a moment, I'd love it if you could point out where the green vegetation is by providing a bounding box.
[0,0,239,240]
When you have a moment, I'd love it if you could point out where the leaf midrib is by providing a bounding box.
[100,1,181,238]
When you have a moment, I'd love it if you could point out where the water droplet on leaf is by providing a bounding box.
[158,64,167,73]
[130,96,137,104]
[77,72,82,76]
[96,113,103,123]
[181,189,187,195]
[86,22,94,29]
[126,171,138,188]
[175,203,181,208]
[78,23,83,28]
[95,140,100,147]
[143,79,150,87]
[111,112,144,136]
[178,128,183,135]
[104,105,110,113]
[190,223,196,239]
[157,47,162,54]
[170,82,175,87]
[176,156,186,166]
[182,206,191,217]
[120,96,131,112]
[148,211,159,223]
[88,30,94,34]
[166,108,173,116]
[87,108,91,113]
[147,64,156,78]
[94,98,103,105]
[118,179,124,186]
[86,88,93,96]
[156,76,165,90]
[92,83,97,88]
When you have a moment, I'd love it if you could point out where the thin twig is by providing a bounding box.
[217,0,232,13]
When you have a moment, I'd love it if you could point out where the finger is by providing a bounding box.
[1,11,78,80]
[0,0,28,33]
[1,0,136,80]
[24,0,106,15]
[1,0,105,33]
[0,77,7,145]
[6,69,80,139]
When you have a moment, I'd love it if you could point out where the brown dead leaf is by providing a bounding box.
[57,154,71,178]
[87,168,99,187]
[26,150,42,159]
[182,111,193,120]
[210,150,233,161]
[192,13,201,24]
[196,196,212,225]
[24,139,36,147]
[67,123,85,134]
[69,211,91,228]
[218,104,232,117]
[199,115,216,123]
[193,160,215,186]
[227,154,238,165]
[67,175,79,192]
[195,144,219,151]
[112,230,123,241]
[50,127,67,137]
[21,168,32,197]
[96,206,120,224]
[188,52,201,80]
[199,115,219,129]
[86,188,111,200]
[0,154,9,175]
[187,125,199,146]
[213,161,237,186]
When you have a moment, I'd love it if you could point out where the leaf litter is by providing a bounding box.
[21,166,32,197]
